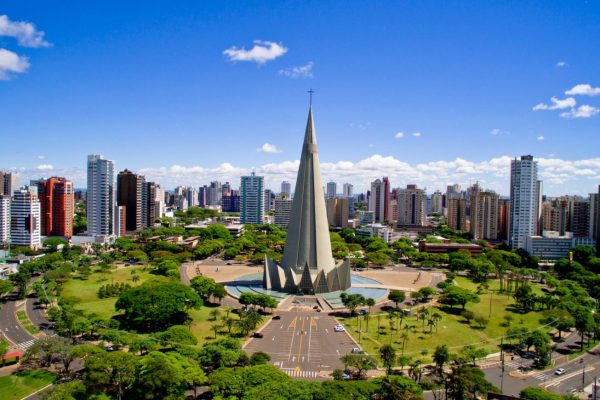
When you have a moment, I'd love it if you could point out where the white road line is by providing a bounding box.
[307,317,313,362]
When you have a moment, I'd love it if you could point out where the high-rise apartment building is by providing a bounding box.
[117,169,144,232]
[470,191,499,240]
[274,194,292,228]
[222,182,231,197]
[343,183,354,198]
[264,189,274,213]
[326,182,337,199]
[281,181,292,197]
[369,178,389,223]
[114,205,126,238]
[240,173,264,224]
[0,172,18,196]
[447,198,467,231]
[208,181,222,206]
[326,197,349,228]
[37,177,74,238]
[87,155,115,236]
[11,188,41,249]
[590,192,599,241]
[571,200,590,237]
[222,191,241,213]
[431,190,443,214]
[509,155,539,249]
[397,184,427,227]
[0,196,10,244]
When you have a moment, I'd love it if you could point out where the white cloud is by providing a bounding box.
[537,135,545,141]
[279,62,314,79]
[533,97,576,110]
[257,143,282,154]
[560,105,600,119]
[556,61,568,68]
[223,40,287,64]
[36,164,54,171]
[37,155,46,160]
[491,128,509,136]
[412,132,421,137]
[0,15,50,48]
[0,48,29,80]
[565,84,600,96]
[394,132,404,139]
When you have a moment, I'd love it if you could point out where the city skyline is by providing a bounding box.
[1,2,600,196]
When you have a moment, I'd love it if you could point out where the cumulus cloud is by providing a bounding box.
[257,143,282,153]
[560,105,600,119]
[279,62,313,79]
[533,97,576,110]
[37,155,46,160]
[0,15,50,48]
[537,135,545,141]
[491,128,509,136]
[565,84,600,96]
[412,132,422,137]
[556,61,568,68]
[223,40,287,64]
[36,164,53,171]
[394,132,404,139]
[0,48,29,80]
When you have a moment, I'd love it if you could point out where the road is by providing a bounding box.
[244,306,359,379]
[26,289,54,336]
[0,292,36,349]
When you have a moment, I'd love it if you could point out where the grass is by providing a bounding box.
[16,310,40,334]
[0,370,56,400]
[340,277,549,365]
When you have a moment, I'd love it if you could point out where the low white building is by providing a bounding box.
[525,231,573,261]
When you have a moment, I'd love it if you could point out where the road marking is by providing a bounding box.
[307,317,313,362]
[544,366,595,388]
[325,328,328,334]
[272,336,275,341]
[18,339,35,349]
[297,316,306,361]
[288,317,297,330]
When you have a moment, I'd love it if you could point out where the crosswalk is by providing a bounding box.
[282,369,318,378]
[531,371,552,381]
[18,339,35,350]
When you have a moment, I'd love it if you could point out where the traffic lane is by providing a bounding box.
[0,293,35,345]
[547,356,600,394]
[26,296,54,335]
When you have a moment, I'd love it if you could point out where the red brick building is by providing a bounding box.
[37,177,74,238]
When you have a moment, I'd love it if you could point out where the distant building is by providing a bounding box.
[498,199,509,241]
[418,240,482,255]
[326,182,337,199]
[222,193,241,213]
[0,196,10,243]
[358,210,375,226]
[343,183,354,198]
[114,205,126,238]
[326,197,349,228]
[11,188,41,249]
[264,189,274,212]
[470,191,499,240]
[240,173,264,224]
[281,181,292,197]
[356,223,391,243]
[0,172,19,196]
[397,184,427,228]
[525,231,573,261]
[447,198,467,231]
[369,178,389,223]
[117,169,144,232]
[509,155,539,249]
[274,194,292,228]
[87,155,115,236]
[37,177,74,238]
[208,181,222,206]
[431,190,443,215]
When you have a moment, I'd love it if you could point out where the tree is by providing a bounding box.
[372,376,423,400]
[250,351,271,365]
[133,351,189,399]
[446,365,499,400]
[340,293,366,316]
[573,307,595,351]
[0,279,14,297]
[0,339,8,366]
[340,353,377,379]
[473,314,489,329]
[439,286,480,310]
[433,345,450,374]
[520,387,563,400]
[39,381,86,400]
[461,310,475,324]
[115,281,201,331]
[379,344,397,375]
[365,298,376,314]
[414,287,436,302]
[155,325,198,346]
[388,290,406,309]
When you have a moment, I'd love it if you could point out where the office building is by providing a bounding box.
[222,192,240,213]
[447,197,467,231]
[525,231,574,261]
[274,194,292,228]
[11,188,41,249]
[590,192,599,241]
[117,169,145,232]
[222,182,231,197]
[369,178,389,223]
[240,173,264,224]
[509,155,539,249]
[326,181,337,199]
[470,191,499,240]
[208,181,222,206]
[343,183,354,198]
[37,177,74,238]
[431,190,443,215]
[498,199,509,241]
[281,181,292,197]
[264,189,274,212]
[0,172,18,196]
[87,155,115,236]
[359,210,375,226]
[0,196,10,243]
[397,184,427,227]
[326,197,349,228]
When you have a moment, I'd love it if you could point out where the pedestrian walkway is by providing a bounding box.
[281,368,318,378]
[18,339,35,350]
[531,371,552,381]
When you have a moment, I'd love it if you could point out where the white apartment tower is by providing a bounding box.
[240,173,264,224]
[11,188,41,249]
[281,181,292,197]
[87,154,115,236]
[0,196,10,244]
[369,179,387,223]
[431,190,443,214]
[343,183,354,198]
[509,155,539,249]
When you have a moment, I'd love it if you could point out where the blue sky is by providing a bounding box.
[1,1,599,195]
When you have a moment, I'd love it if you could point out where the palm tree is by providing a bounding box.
[400,331,409,357]
[379,344,397,375]
[431,312,442,332]
[366,297,375,314]
[409,359,423,383]
[209,308,221,321]
[211,323,221,339]
[387,313,396,343]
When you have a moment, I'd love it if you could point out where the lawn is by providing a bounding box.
[340,277,549,366]
[16,310,40,334]
[0,370,56,400]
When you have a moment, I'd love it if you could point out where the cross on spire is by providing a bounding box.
[308,88,315,107]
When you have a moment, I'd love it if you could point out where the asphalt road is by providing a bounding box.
[26,292,54,336]
[0,292,36,348]
[244,306,359,379]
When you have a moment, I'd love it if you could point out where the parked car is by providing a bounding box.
[252,332,264,338]
[555,368,566,375]
[351,347,363,353]
[334,325,345,332]
[359,309,367,315]
[273,315,281,320]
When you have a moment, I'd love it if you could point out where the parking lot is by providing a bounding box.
[244,306,359,379]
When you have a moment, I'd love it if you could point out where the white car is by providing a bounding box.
[555,368,566,375]
[351,347,362,353]
[334,325,345,332]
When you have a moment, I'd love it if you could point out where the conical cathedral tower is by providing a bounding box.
[264,105,351,294]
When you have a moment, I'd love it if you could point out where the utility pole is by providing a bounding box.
[500,336,505,393]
